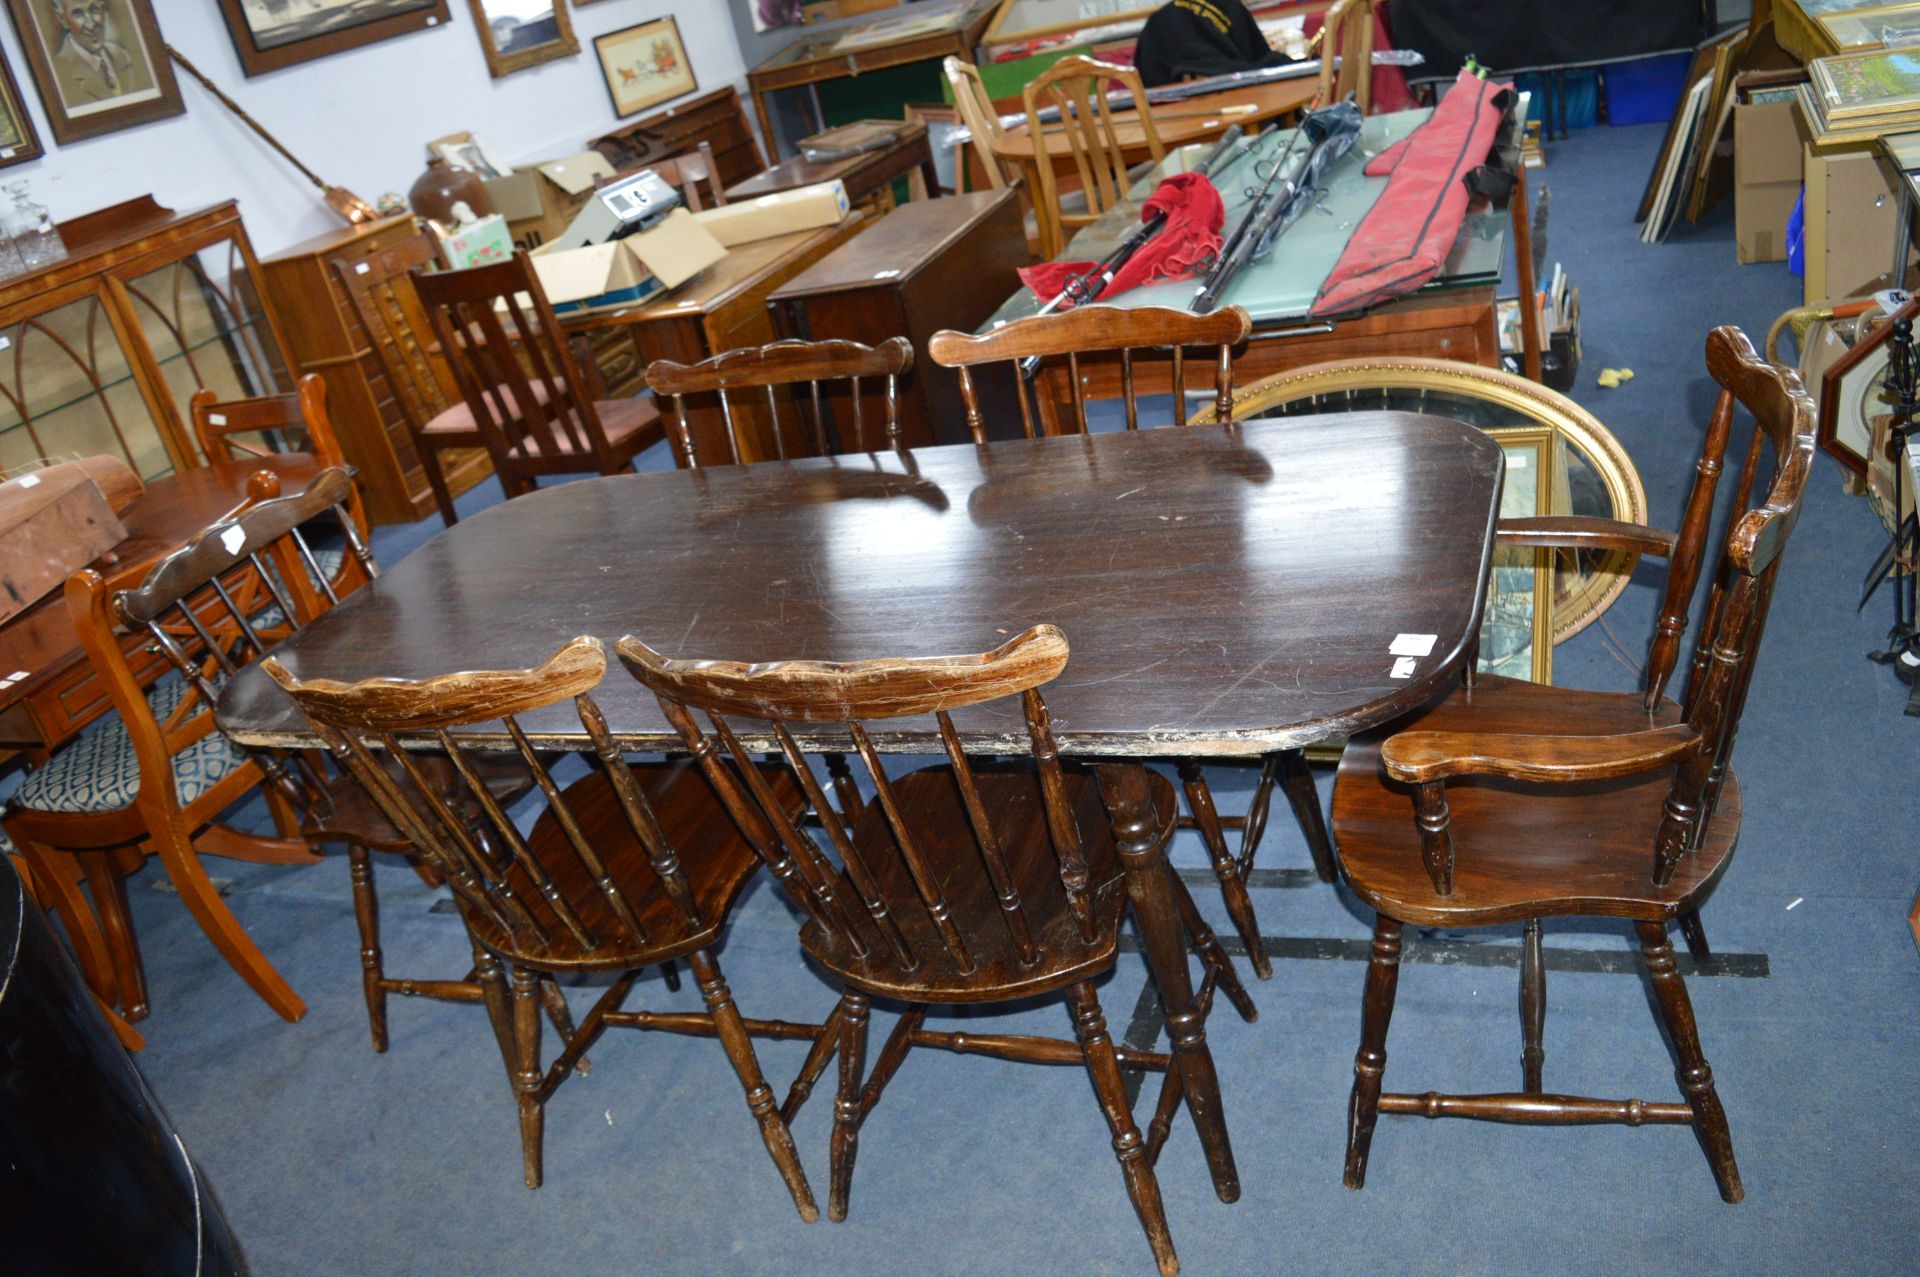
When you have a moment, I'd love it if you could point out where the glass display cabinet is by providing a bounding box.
[0,196,291,483]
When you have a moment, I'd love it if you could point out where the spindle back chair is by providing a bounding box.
[261,636,819,1217]
[1021,56,1165,259]
[944,56,1014,192]
[1315,0,1376,114]
[3,468,371,1025]
[1331,326,1817,1203]
[927,303,1251,439]
[411,251,660,497]
[645,337,914,466]
[190,374,369,544]
[616,624,1249,1277]
[930,304,1322,978]
[332,230,477,525]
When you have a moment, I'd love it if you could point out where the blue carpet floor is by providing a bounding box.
[75,120,1920,1275]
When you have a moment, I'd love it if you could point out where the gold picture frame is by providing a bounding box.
[1482,426,1558,683]
[468,0,578,79]
[1207,357,1650,655]
[594,16,697,118]
[0,45,44,167]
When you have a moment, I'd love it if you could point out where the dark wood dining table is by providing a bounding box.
[0,454,324,754]
[215,413,1504,1201]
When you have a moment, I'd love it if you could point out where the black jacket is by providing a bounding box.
[1134,0,1294,88]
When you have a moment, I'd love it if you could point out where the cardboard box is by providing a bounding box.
[484,152,615,252]
[691,180,850,248]
[436,214,514,270]
[1734,98,1800,264]
[528,208,726,315]
[1805,143,1914,302]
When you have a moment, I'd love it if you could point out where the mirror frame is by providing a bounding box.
[1206,357,1648,644]
[468,0,578,78]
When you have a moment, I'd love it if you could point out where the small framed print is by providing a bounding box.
[1479,426,1557,684]
[0,48,44,168]
[594,16,697,119]
[5,0,184,144]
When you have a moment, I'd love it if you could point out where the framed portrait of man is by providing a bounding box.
[5,0,183,143]
[215,0,451,78]
[0,49,44,168]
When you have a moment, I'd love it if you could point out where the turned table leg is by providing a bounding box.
[1096,760,1240,1205]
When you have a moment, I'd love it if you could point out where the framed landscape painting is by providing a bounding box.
[0,48,44,167]
[594,16,697,118]
[216,0,451,77]
[6,0,183,143]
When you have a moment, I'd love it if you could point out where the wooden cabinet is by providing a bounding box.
[258,216,492,526]
[588,85,767,189]
[0,196,291,483]
[770,189,1028,445]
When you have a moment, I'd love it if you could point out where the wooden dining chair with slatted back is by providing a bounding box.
[928,304,1324,979]
[1022,56,1166,260]
[1315,0,1376,114]
[1333,327,1818,1202]
[616,624,1252,1277]
[944,56,1015,193]
[331,229,487,526]
[1,468,375,1025]
[262,637,821,1218]
[411,251,662,499]
[644,336,915,467]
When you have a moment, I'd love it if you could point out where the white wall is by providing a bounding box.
[0,3,749,255]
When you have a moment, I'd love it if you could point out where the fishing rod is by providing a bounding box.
[1190,100,1362,313]
[1017,125,1252,378]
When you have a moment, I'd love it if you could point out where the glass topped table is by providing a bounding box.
[985,102,1526,329]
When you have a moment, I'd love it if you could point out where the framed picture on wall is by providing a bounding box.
[594,16,697,118]
[0,48,44,167]
[214,0,452,78]
[5,0,183,143]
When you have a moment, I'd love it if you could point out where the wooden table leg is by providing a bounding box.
[1095,761,1240,1204]
[1511,161,1544,383]
[753,86,782,161]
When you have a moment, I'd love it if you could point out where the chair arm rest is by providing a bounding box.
[1381,723,1701,784]
[1495,517,1678,558]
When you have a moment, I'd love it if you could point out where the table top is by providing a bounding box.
[991,78,1319,162]
[0,454,323,719]
[725,124,928,202]
[769,189,1020,301]
[217,414,1502,757]
[986,99,1527,328]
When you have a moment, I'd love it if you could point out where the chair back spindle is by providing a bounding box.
[646,338,914,467]
[1021,57,1164,259]
[615,625,1085,975]
[264,638,714,963]
[928,306,1250,440]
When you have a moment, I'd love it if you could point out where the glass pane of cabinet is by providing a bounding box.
[0,289,176,480]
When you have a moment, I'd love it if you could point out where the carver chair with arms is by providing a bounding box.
[617,624,1252,1277]
[263,637,820,1218]
[1332,327,1818,1201]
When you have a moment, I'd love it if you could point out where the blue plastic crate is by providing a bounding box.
[1603,52,1694,126]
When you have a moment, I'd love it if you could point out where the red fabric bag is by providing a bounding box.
[1018,172,1225,308]
[1311,70,1512,318]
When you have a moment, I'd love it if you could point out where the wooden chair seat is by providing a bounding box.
[461,760,803,972]
[800,767,1169,1004]
[418,378,565,440]
[1333,675,1741,928]
[503,394,660,464]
